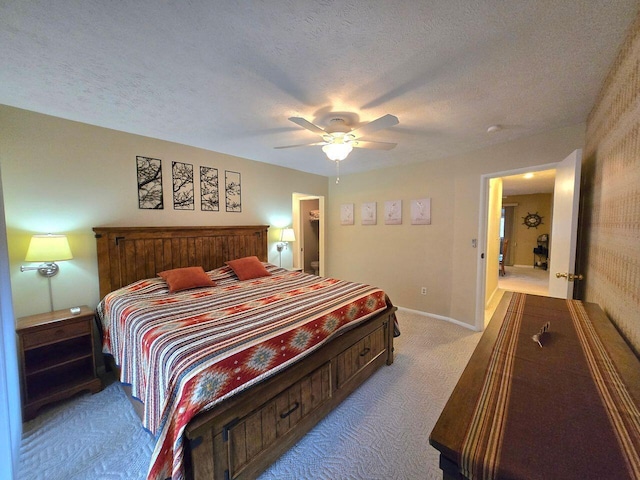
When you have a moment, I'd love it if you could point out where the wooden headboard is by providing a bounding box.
[93,225,269,299]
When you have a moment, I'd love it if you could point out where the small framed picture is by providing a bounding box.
[361,202,377,225]
[385,200,402,225]
[411,198,431,225]
[340,203,354,225]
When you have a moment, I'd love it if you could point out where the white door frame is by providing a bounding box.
[475,162,558,330]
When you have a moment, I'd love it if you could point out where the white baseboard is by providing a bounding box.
[396,306,479,331]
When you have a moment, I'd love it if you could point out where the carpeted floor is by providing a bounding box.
[19,379,155,479]
[18,310,482,480]
[499,265,549,296]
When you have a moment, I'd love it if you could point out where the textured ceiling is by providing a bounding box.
[1,1,637,177]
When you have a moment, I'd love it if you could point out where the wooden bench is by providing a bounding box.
[430,292,640,480]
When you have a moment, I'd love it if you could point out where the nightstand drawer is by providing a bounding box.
[22,320,91,349]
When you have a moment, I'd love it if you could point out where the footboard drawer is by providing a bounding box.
[336,324,386,389]
[225,362,332,479]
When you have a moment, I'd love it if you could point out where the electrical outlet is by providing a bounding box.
[421,287,427,295]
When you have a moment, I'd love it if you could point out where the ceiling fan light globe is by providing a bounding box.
[322,143,353,161]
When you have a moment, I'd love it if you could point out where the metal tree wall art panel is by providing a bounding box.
[200,166,219,211]
[172,161,194,210]
[225,170,242,212]
[136,156,164,209]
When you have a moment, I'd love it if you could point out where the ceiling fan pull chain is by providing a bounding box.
[336,160,340,184]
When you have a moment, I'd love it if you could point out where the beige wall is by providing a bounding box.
[0,104,587,329]
[581,13,640,352]
[503,193,553,267]
[0,106,328,318]
[327,123,585,328]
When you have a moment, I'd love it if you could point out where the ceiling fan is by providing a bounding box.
[275,114,399,162]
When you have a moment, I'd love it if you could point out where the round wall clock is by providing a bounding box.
[523,212,543,229]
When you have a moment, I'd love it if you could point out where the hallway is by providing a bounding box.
[499,265,549,296]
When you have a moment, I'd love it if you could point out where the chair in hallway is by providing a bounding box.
[499,238,509,276]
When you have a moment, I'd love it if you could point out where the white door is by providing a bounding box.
[548,149,582,298]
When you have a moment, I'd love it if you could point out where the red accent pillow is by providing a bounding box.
[158,266,216,293]
[226,256,271,281]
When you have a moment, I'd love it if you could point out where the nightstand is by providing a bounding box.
[16,305,102,421]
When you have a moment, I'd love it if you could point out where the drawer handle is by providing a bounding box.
[359,347,371,357]
[280,402,300,419]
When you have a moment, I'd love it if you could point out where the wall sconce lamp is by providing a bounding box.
[20,234,73,312]
[276,228,296,267]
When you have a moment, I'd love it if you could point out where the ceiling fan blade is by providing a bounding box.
[274,141,326,149]
[288,117,326,135]
[350,114,399,139]
[352,140,398,150]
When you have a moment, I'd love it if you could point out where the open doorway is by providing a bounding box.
[480,166,556,326]
[300,198,320,275]
[477,150,583,329]
[498,170,555,296]
[292,193,325,276]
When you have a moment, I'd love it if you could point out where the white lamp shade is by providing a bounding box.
[280,228,296,242]
[25,234,73,262]
[322,143,353,161]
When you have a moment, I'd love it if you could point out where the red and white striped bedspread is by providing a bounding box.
[97,263,393,480]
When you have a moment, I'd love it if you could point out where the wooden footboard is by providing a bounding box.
[184,305,396,480]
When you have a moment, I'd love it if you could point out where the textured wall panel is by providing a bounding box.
[582,11,640,352]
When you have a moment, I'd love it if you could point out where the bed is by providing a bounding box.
[93,225,397,480]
